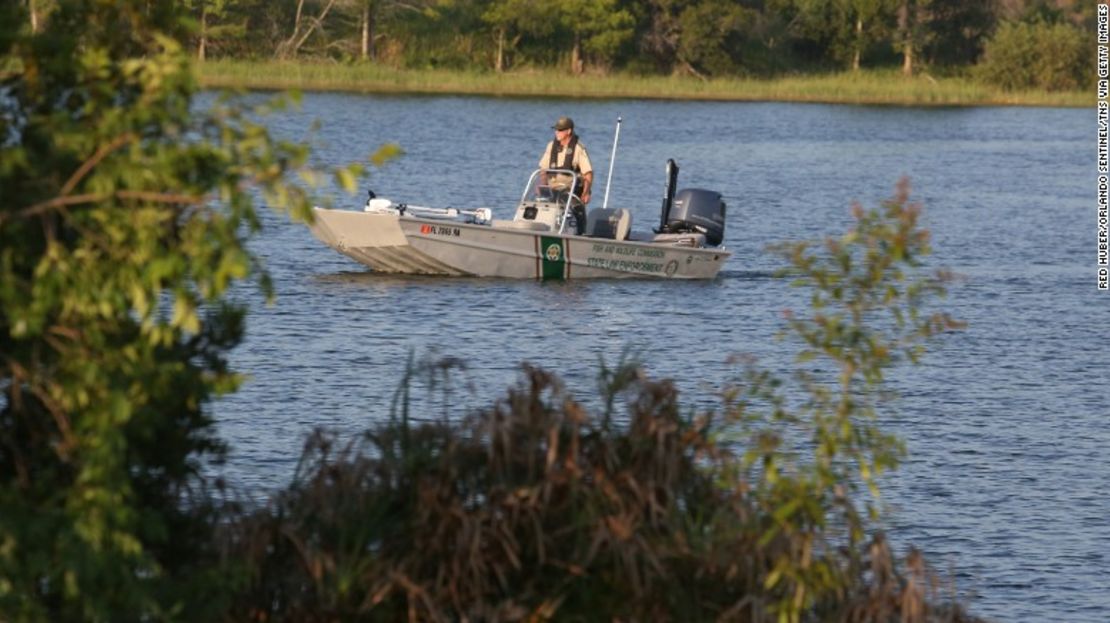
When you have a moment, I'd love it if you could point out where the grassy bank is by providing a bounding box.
[197,60,1087,107]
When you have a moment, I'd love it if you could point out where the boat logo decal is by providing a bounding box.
[664,260,679,277]
[539,236,566,281]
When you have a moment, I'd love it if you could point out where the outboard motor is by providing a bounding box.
[665,189,726,247]
[656,160,726,247]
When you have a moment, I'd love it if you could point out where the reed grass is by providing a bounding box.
[197,59,1087,107]
[221,359,983,622]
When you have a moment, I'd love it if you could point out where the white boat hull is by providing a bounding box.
[310,208,730,280]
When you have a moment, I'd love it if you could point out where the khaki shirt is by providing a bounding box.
[539,139,593,192]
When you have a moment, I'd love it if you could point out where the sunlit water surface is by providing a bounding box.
[202,93,1101,622]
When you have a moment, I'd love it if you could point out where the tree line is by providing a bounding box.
[18,0,1098,88]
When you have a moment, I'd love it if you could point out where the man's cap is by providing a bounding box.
[552,116,574,131]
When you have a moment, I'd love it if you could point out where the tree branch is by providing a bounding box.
[59,133,137,197]
[292,0,339,56]
[11,190,207,224]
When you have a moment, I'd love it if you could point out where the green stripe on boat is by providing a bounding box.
[540,236,565,281]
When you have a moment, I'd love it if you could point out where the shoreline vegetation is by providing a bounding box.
[197,60,1087,107]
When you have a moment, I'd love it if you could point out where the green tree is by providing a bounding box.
[636,0,763,77]
[276,0,341,58]
[398,0,498,69]
[183,0,248,60]
[483,0,559,71]
[483,0,632,73]
[675,0,757,77]
[0,0,369,618]
[976,18,1091,90]
[635,0,685,71]
[893,0,996,75]
[22,0,56,34]
[355,0,379,61]
[777,0,899,70]
[553,0,634,73]
[916,0,995,68]
[346,0,440,63]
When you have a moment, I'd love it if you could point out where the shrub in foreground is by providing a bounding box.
[223,363,974,622]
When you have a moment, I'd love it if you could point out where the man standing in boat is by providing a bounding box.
[539,116,593,234]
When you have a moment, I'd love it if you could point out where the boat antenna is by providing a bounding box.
[601,116,622,211]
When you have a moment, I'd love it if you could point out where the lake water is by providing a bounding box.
[207,93,1101,622]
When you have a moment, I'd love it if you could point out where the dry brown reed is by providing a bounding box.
[220,359,981,622]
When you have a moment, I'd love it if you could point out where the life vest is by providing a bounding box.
[548,135,584,196]
[548,135,580,172]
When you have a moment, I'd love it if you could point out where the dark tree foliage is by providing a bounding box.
[133,0,1089,81]
[0,0,363,619]
[919,0,997,67]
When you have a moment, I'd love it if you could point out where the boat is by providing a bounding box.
[310,155,731,280]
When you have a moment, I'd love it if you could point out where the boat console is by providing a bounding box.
[499,166,725,248]
[357,162,725,250]
[501,168,583,234]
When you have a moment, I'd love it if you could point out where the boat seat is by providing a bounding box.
[492,219,550,232]
[584,208,631,240]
